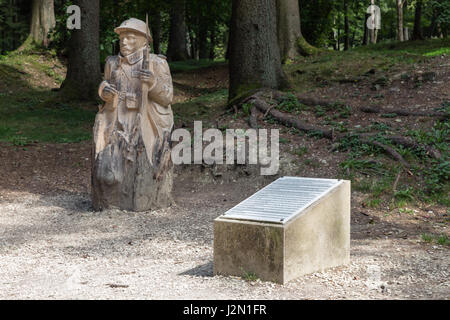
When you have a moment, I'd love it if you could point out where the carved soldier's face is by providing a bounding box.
[119,31,147,56]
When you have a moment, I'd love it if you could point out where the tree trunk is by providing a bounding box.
[60,0,101,101]
[209,28,216,60]
[276,0,301,61]
[150,9,161,55]
[370,29,378,44]
[397,0,404,41]
[344,0,350,50]
[363,13,369,45]
[404,27,409,41]
[277,0,318,58]
[198,17,209,59]
[167,0,189,61]
[412,0,424,40]
[337,18,341,50]
[30,0,55,47]
[229,0,287,102]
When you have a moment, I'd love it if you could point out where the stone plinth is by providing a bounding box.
[213,177,350,284]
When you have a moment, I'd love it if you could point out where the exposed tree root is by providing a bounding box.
[242,91,445,169]
[360,105,448,119]
[387,135,442,160]
[270,90,337,108]
[248,106,259,129]
[359,139,410,168]
[247,95,334,139]
[243,90,445,169]
[269,90,447,119]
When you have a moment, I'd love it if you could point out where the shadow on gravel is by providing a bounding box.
[179,261,213,278]
[37,192,93,212]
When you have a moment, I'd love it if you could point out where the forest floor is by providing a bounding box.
[0,39,448,299]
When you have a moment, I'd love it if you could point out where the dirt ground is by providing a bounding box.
[0,62,448,300]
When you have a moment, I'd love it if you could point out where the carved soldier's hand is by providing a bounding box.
[102,83,118,102]
[137,69,156,87]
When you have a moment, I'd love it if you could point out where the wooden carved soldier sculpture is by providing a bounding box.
[92,18,174,211]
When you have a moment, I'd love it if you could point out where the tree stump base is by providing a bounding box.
[92,128,173,212]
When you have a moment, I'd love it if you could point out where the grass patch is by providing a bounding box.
[0,49,95,144]
[242,271,259,282]
[421,233,434,243]
[293,146,308,157]
[421,233,450,246]
[0,90,96,143]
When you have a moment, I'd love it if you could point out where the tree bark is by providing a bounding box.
[412,0,424,40]
[363,13,369,45]
[150,9,161,55]
[60,0,101,101]
[229,0,287,102]
[167,0,189,61]
[276,0,302,61]
[30,0,55,47]
[337,10,344,50]
[209,28,216,60]
[397,0,404,41]
[198,17,209,59]
[404,27,409,41]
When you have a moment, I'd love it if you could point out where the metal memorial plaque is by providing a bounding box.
[221,177,343,224]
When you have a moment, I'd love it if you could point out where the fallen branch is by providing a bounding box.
[248,96,334,139]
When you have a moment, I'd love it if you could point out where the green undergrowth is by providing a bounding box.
[337,117,449,207]
[0,90,96,144]
[0,49,96,144]
[421,233,450,246]
[284,38,450,93]
[0,48,64,89]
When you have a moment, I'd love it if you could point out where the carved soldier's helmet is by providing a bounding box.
[114,18,153,43]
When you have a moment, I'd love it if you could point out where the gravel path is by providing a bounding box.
[0,176,448,300]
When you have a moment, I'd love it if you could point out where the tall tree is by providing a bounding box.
[363,12,370,45]
[412,0,424,40]
[167,0,189,61]
[277,0,301,61]
[60,0,101,101]
[30,0,55,47]
[198,16,209,59]
[229,0,287,101]
[150,9,161,55]
[277,0,319,60]
[344,0,350,50]
[397,0,405,41]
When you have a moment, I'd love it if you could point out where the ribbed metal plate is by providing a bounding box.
[222,177,342,225]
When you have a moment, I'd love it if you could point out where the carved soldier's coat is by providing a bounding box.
[95,48,173,165]
[92,21,174,211]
